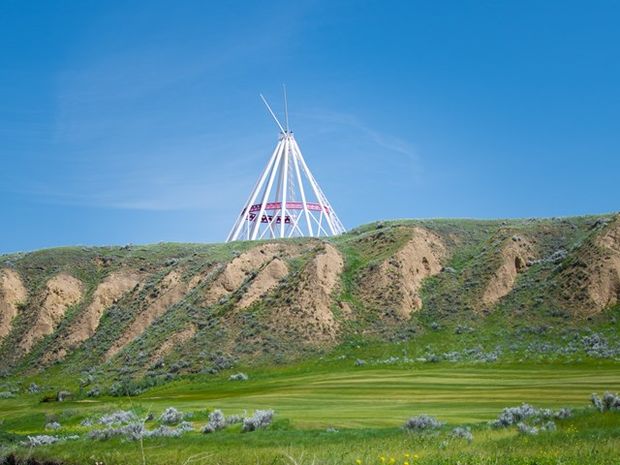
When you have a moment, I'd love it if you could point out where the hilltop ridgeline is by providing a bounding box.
[0,214,619,380]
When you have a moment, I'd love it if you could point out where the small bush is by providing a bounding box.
[451,426,473,443]
[99,410,137,425]
[148,422,193,438]
[0,391,15,399]
[45,421,61,431]
[554,407,573,419]
[22,435,60,447]
[403,415,444,432]
[242,410,274,432]
[490,404,539,428]
[517,422,538,435]
[89,422,145,441]
[28,383,40,393]
[22,435,79,447]
[159,407,184,425]
[57,390,72,402]
[591,392,620,412]
[175,421,194,433]
[225,413,244,425]
[202,409,227,433]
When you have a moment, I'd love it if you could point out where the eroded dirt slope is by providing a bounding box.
[558,216,620,315]
[203,243,301,306]
[359,227,446,318]
[46,270,143,362]
[237,258,289,309]
[105,269,199,360]
[481,235,537,307]
[20,274,84,354]
[267,242,344,343]
[0,269,27,339]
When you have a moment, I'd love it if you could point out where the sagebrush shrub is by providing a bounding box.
[202,409,227,434]
[89,423,146,441]
[491,403,565,433]
[451,426,473,443]
[403,415,444,431]
[517,422,538,435]
[98,410,137,425]
[242,410,274,432]
[159,407,184,425]
[490,404,539,428]
[225,413,244,425]
[21,435,71,447]
[147,422,193,438]
[591,392,620,412]
[45,421,61,431]
[229,372,249,381]
[554,407,573,419]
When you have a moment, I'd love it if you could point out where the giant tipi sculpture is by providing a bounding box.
[226,92,345,242]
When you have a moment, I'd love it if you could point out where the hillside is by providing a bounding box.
[1,214,620,465]
[1,214,619,390]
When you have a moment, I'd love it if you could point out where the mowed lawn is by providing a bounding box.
[3,363,620,432]
[2,363,620,465]
[137,364,620,427]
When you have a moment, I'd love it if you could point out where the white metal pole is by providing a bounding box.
[291,140,314,237]
[250,139,285,240]
[283,84,289,133]
[260,94,286,134]
[227,138,283,242]
[280,136,289,238]
[300,148,346,234]
[291,138,338,236]
[272,143,286,239]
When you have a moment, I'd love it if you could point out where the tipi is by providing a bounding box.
[226,92,345,242]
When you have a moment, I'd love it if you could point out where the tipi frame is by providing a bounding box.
[226,92,345,242]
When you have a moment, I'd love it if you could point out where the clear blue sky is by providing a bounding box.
[1,1,619,253]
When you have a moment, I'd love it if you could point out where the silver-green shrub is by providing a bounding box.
[242,410,274,432]
[403,415,444,431]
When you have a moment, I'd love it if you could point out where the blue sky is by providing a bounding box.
[1,1,619,253]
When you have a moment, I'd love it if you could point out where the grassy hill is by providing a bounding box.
[1,214,619,464]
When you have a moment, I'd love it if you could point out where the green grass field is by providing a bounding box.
[2,359,619,465]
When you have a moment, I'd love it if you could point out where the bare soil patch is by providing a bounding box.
[359,227,446,318]
[482,235,536,306]
[203,243,301,306]
[20,274,83,353]
[237,258,289,309]
[105,269,199,360]
[0,269,27,339]
[46,270,142,362]
[269,243,344,342]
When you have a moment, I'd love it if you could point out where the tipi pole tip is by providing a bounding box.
[283,84,289,133]
[260,93,286,134]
